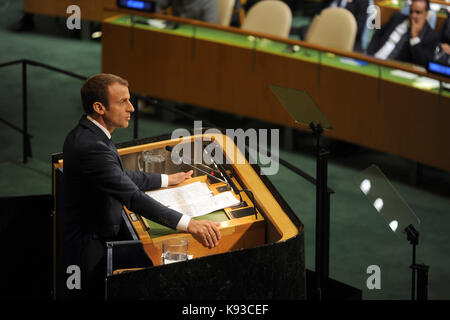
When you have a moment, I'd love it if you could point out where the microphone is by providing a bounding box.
[165,145,228,185]
[215,162,243,202]
[203,146,243,203]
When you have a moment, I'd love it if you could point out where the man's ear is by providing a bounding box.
[92,102,105,115]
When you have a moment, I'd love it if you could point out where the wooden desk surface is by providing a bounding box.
[102,14,450,173]
[52,133,300,270]
[118,134,298,266]
[52,133,305,298]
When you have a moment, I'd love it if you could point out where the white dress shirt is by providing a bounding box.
[375,19,421,60]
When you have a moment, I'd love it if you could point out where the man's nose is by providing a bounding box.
[128,100,135,113]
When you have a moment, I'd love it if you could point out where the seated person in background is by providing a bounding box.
[297,0,369,52]
[367,0,439,68]
[157,0,218,23]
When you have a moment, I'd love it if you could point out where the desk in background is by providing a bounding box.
[102,12,450,173]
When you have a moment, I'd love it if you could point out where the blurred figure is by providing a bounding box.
[11,13,34,32]
[429,12,449,65]
[367,0,439,67]
[439,12,450,54]
[278,0,303,13]
[157,0,218,23]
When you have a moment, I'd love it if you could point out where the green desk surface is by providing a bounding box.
[108,15,449,97]
[145,210,229,239]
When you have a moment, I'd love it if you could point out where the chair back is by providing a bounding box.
[217,0,235,26]
[306,7,357,52]
[241,0,292,38]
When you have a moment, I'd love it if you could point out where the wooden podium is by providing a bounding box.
[122,173,266,268]
[52,131,306,299]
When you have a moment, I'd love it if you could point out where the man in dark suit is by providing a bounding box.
[61,73,221,299]
[439,13,450,53]
[367,0,439,67]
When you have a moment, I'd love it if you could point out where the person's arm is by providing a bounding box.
[124,170,193,190]
[409,25,440,67]
[187,219,221,248]
[441,43,450,54]
[130,171,221,248]
[125,170,162,190]
[82,141,183,229]
[167,170,193,185]
[158,169,221,247]
[367,12,404,55]
[83,144,220,247]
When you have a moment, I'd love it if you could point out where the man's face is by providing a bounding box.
[102,82,134,133]
[410,1,427,25]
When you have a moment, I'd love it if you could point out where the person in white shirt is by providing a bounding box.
[367,0,440,67]
[61,73,221,299]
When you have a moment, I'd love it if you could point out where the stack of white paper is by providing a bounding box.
[390,69,418,80]
[413,77,440,90]
[146,181,240,218]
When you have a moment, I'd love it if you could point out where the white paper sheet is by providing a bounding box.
[390,69,419,80]
[145,181,240,218]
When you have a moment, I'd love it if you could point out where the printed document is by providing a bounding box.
[146,181,240,218]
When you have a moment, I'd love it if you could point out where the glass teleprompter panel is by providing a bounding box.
[355,164,420,237]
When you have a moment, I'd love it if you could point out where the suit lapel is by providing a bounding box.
[79,115,125,171]
[107,139,125,171]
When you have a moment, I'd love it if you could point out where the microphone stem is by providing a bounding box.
[183,162,228,184]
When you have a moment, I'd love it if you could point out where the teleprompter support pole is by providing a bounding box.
[406,224,418,300]
[310,122,331,300]
[22,61,32,163]
[405,224,429,300]
[414,264,429,300]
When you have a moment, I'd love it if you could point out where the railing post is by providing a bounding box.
[22,60,29,163]
[1,59,91,164]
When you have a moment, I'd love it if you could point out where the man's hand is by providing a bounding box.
[187,219,221,248]
[441,43,450,55]
[410,1,427,38]
[168,170,193,186]
[410,18,426,38]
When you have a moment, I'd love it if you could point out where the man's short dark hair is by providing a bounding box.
[411,0,430,11]
[81,73,129,114]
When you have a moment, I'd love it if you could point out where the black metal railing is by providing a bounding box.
[0,59,150,163]
[0,59,87,163]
